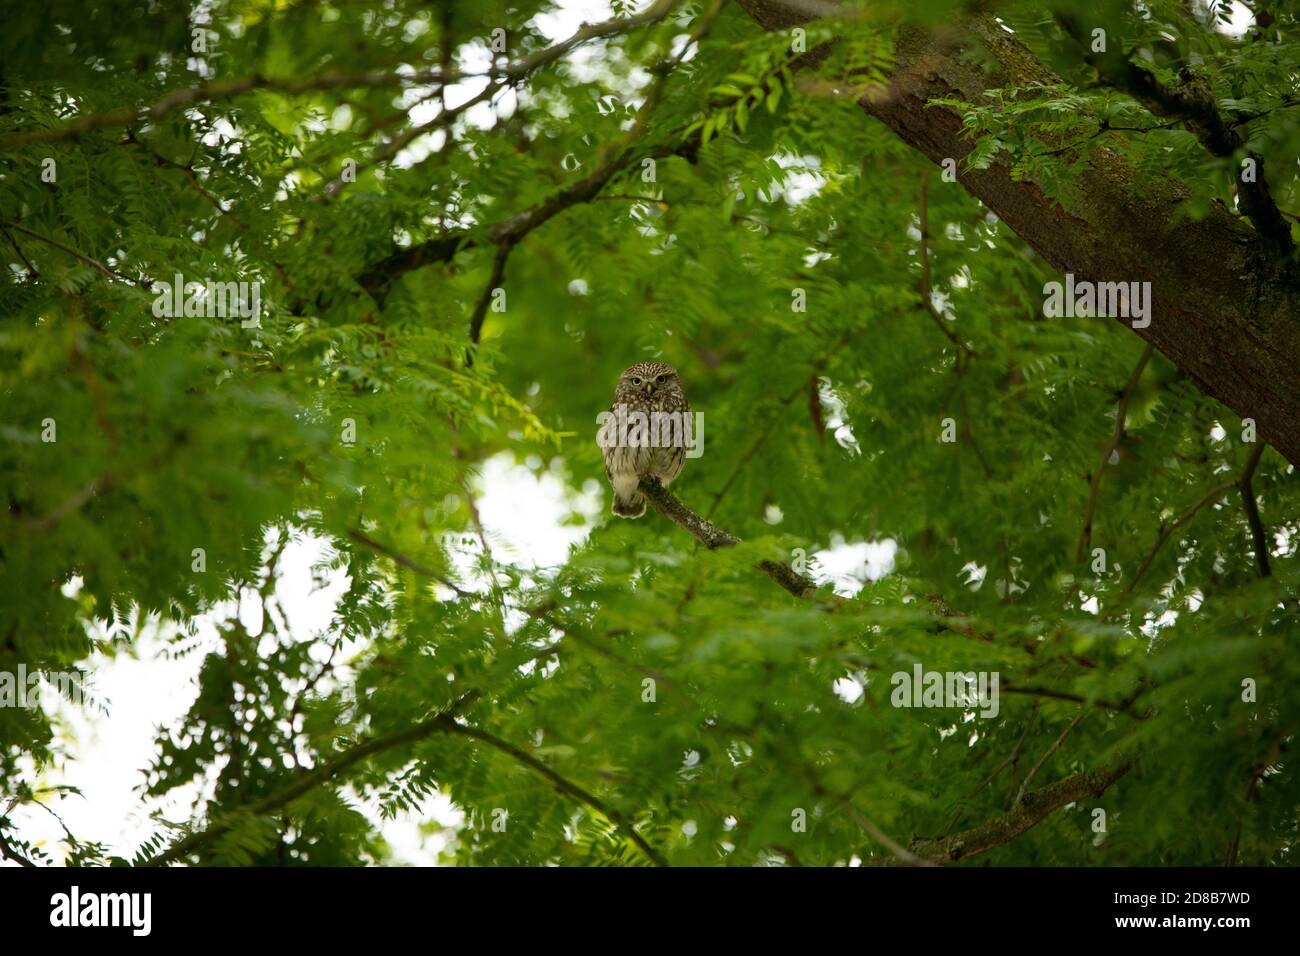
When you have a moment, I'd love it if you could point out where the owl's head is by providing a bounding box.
[618,361,680,399]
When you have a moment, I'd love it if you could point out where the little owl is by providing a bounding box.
[601,361,691,518]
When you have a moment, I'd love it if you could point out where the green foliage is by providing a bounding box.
[0,0,1296,867]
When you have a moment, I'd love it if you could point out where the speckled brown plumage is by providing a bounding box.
[601,362,691,518]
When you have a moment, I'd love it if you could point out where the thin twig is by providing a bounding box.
[465,241,514,365]
[443,720,668,867]
[1238,442,1270,578]
[2,227,38,276]
[917,172,974,355]
[842,800,937,866]
[1076,343,1154,562]
[1124,475,1240,595]
[1,222,133,283]
[0,67,461,152]
[1012,710,1085,809]
[346,527,471,597]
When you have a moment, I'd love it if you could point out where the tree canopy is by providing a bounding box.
[1,0,1297,866]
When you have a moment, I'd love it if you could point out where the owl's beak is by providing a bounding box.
[645,381,655,396]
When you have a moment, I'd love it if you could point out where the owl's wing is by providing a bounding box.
[601,401,618,481]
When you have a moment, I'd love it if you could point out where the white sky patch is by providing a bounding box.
[7,529,369,864]
[6,625,209,865]
[1210,1,1254,37]
[531,0,616,40]
[464,451,604,571]
[832,673,865,704]
[1142,607,1179,639]
[812,535,898,597]
[818,378,860,454]
[961,561,987,591]
[768,153,827,205]
[929,287,956,320]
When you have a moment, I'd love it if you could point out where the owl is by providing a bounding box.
[601,361,691,518]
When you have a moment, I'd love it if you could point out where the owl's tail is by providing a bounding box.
[612,491,646,518]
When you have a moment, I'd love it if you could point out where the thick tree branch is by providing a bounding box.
[1057,15,1293,257]
[903,758,1131,864]
[736,3,1300,469]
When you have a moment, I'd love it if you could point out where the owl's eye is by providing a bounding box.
[656,374,666,383]
[631,377,642,385]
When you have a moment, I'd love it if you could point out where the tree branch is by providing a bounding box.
[2,226,38,277]
[1238,443,1271,578]
[141,686,669,868]
[1057,14,1293,256]
[903,758,1131,865]
[465,241,514,366]
[357,0,721,297]
[638,477,818,598]
[141,691,480,865]
[441,720,668,867]
[0,222,135,283]
[1076,343,1154,562]
[1012,710,1085,809]
[1122,446,1267,595]
[842,800,937,866]
[734,2,1300,468]
[346,527,472,597]
[0,68,460,153]
[322,0,682,199]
